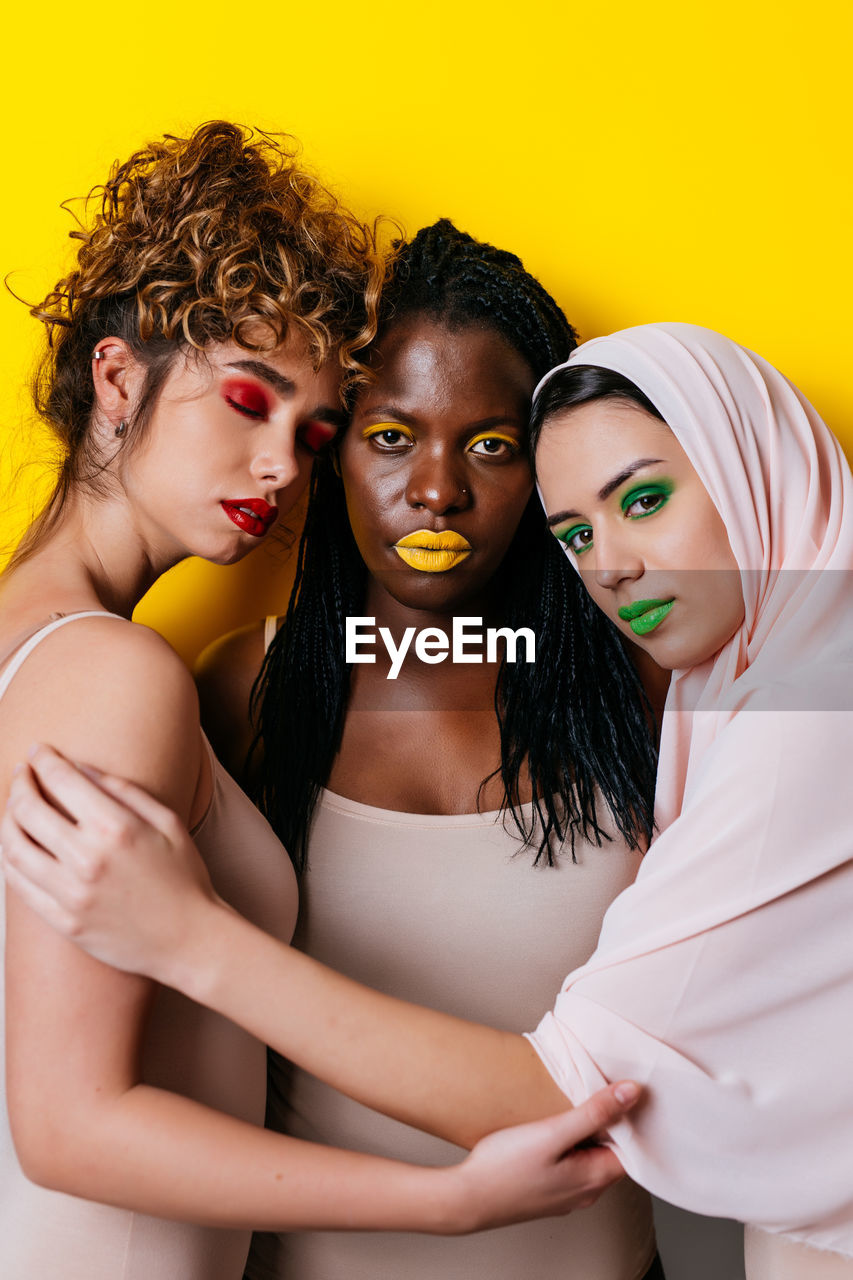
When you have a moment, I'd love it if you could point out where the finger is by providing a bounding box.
[6,766,82,866]
[566,1144,626,1190]
[74,767,185,840]
[544,1081,641,1154]
[539,1146,626,1219]
[26,744,138,831]
[1,812,89,903]
[33,746,182,844]
[3,845,81,934]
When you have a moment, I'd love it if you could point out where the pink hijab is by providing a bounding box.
[527,323,853,1255]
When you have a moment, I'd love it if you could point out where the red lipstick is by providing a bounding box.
[221,498,278,538]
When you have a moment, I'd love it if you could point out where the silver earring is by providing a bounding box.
[93,350,104,361]
[115,420,127,438]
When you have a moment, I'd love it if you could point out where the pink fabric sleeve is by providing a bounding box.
[527,705,853,1257]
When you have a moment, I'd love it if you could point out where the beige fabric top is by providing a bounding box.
[247,785,656,1280]
[0,613,299,1280]
[745,1228,853,1280]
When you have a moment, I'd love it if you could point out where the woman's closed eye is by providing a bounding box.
[298,420,338,455]
[223,380,270,420]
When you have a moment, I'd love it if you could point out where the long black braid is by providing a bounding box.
[252,220,657,870]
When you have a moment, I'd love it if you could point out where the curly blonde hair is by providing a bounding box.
[14,121,385,564]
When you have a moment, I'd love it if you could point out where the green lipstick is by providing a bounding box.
[618,598,674,636]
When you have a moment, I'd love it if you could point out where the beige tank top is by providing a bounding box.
[249,767,656,1278]
[745,1227,853,1279]
[0,613,298,1280]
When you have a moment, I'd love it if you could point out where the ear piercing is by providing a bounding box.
[92,352,126,435]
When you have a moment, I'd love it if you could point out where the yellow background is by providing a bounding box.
[2,0,850,663]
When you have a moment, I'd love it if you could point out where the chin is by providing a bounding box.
[196,539,259,567]
[645,637,728,673]
[384,569,490,612]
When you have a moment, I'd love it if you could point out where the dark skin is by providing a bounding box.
[199,316,532,810]
[330,316,537,813]
[196,314,669,810]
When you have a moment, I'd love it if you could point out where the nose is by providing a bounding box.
[405,447,471,515]
[252,429,302,493]
[591,523,644,591]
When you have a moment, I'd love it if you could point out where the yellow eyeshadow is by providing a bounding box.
[361,422,415,441]
[467,431,519,450]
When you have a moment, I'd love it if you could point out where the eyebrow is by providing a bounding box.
[359,404,418,426]
[226,359,347,430]
[226,358,296,397]
[310,405,349,430]
[465,415,525,433]
[359,407,524,433]
[546,457,665,527]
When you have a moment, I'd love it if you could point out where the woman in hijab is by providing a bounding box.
[6,322,851,1277]
[528,322,853,1277]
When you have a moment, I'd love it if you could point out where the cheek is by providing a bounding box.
[578,569,618,618]
[275,461,313,518]
[708,572,746,646]
[341,483,390,561]
[341,459,400,532]
[478,473,534,541]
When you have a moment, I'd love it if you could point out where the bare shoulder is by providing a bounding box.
[195,617,280,779]
[0,615,202,821]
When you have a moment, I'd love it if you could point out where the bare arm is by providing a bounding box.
[1,622,633,1231]
[184,901,569,1147]
[192,621,573,1142]
[195,621,266,781]
[8,743,576,1150]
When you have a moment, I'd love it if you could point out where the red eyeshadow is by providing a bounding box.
[300,421,337,453]
[222,379,270,418]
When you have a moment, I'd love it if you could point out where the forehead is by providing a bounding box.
[537,399,674,474]
[203,331,342,399]
[357,317,535,414]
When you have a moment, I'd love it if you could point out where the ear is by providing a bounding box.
[91,339,146,437]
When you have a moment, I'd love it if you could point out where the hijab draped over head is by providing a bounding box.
[527,323,853,1255]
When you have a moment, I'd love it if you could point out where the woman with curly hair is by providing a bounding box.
[0,124,639,1279]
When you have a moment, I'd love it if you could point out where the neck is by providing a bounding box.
[363,576,503,638]
[2,491,184,621]
[351,575,505,697]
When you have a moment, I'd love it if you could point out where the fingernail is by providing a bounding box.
[614,1082,639,1105]
[12,763,24,777]
[27,743,40,760]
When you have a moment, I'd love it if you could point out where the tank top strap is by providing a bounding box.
[263,614,279,654]
[0,611,124,706]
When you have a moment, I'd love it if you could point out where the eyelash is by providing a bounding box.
[298,422,337,455]
[226,395,266,420]
[467,433,521,459]
[557,524,594,556]
[362,424,415,449]
[557,482,674,556]
[361,426,520,458]
[620,482,673,519]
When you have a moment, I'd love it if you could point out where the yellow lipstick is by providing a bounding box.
[394,529,472,573]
